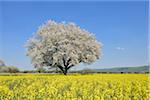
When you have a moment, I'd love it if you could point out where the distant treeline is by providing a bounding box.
[0,66,149,74]
[20,69,149,74]
[0,66,19,73]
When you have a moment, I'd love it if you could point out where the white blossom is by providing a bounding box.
[26,20,102,75]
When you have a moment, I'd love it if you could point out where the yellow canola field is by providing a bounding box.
[0,74,149,100]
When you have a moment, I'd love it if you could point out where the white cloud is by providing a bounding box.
[115,47,125,50]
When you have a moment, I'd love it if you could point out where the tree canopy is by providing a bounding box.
[26,20,102,75]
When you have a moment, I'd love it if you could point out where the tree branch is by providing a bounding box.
[42,52,53,66]
[57,65,65,74]
[66,58,71,67]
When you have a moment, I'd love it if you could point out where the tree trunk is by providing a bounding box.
[64,72,67,75]
[64,68,68,75]
[57,65,70,75]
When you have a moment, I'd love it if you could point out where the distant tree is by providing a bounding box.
[0,66,9,72]
[26,20,102,75]
[8,66,19,73]
[0,60,5,67]
[0,66,19,73]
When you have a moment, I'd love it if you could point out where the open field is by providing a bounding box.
[0,74,149,100]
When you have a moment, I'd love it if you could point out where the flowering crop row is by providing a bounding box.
[0,74,149,100]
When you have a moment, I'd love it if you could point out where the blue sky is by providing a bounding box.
[0,1,148,70]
